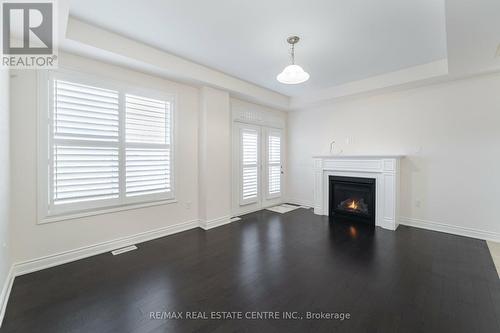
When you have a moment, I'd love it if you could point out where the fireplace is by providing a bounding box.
[314,155,401,230]
[329,176,376,225]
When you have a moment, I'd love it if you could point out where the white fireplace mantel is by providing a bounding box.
[313,155,403,230]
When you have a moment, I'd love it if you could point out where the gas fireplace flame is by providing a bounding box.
[338,198,369,215]
[348,200,359,210]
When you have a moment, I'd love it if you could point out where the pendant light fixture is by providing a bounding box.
[277,36,310,84]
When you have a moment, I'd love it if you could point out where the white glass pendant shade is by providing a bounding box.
[276,64,310,84]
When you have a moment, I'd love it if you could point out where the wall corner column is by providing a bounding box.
[198,87,232,229]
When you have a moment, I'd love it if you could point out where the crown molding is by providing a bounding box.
[289,59,449,110]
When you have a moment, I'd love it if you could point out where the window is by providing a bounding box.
[125,94,172,197]
[40,70,175,219]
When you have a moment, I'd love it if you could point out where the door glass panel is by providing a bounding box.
[240,128,259,204]
[267,132,281,197]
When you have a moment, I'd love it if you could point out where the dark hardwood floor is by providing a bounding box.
[2,208,499,332]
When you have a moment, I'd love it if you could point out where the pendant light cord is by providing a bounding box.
[290,43,295,65]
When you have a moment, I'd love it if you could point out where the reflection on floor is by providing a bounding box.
[2,208,499,332]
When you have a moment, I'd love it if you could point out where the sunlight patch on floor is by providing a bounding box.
[487,241,500,278]
[265,204,300,214]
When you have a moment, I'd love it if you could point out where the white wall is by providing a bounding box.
[0,69,12,308]
[10,53,200,263]
[288,73,500,239]
[198,87,232,227]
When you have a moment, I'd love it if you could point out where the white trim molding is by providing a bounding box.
[313,155,403,231]
[286,198,314,208]
[0,266,15,328]
[199,216,231,230]
[39,199,178,225]
[13,219,199,277]
[290,59,449,109]
[400,217,500,243]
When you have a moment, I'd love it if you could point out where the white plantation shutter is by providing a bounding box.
[53,146,119,204]
[53,80,120,142]
[125,95,170,145]
[267,132,281,198]
[52,80,120,210]
[125,94,172,198]
[45,72,175,218]
[240,128,259,204]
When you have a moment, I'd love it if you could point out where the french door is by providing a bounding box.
[232,123,283,215]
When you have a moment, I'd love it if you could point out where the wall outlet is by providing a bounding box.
[345,137,354,145]
[184,201,192,210]
[415,200,421,208]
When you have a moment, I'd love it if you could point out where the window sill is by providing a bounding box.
[38,199,178,225]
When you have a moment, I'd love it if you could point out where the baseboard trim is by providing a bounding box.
[199,216,231,230]
[286,198,314,208]
[13,219,199,277]
[0,265,14,328]
[400,217,500,242]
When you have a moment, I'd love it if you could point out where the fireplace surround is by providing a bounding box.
[313,155,403,230]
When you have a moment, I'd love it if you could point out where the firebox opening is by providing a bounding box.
[329,176,376,225]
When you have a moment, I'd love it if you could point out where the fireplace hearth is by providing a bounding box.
[329,176,375,225]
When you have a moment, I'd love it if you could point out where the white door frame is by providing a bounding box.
[232,122,283,216]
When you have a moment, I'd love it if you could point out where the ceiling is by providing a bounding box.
[69,0,447,97]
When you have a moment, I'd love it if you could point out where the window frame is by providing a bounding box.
[37,68,177,224]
